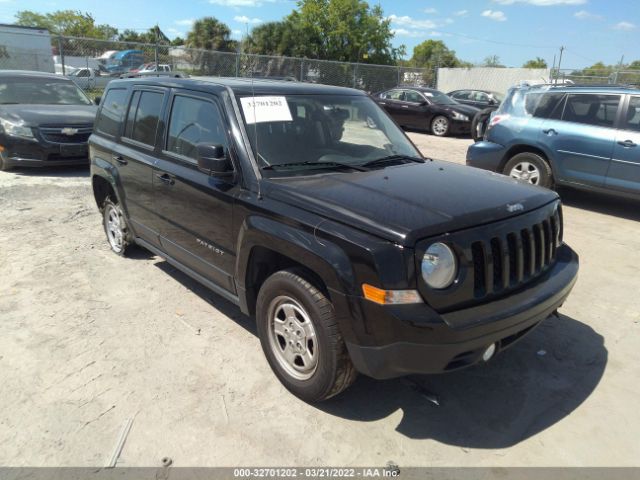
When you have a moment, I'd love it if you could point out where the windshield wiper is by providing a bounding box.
[262,161,367,172]
[360,155,425,169]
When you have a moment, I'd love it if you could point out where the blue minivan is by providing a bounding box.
[467,84,640,199]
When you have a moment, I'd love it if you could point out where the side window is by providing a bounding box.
[474,92,489,103]
[95,88,128,137]
[562,94,621,128]
[530,93,565,119]
[405,91,424,103]
[166,95,228,162]
[386,90,405,101]
[624,96,640,132]
[77,69,89,78]
[453,91,469,100]
[124,91,164,146]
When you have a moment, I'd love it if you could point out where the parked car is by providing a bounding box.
[66,67,112,90]
[448,89,504,110]
[0,70,98,171]
[140,63,172,73]
[105,50,145,75]
[90,77,578,402]
[467,84,640,199]
[373,86,480,136]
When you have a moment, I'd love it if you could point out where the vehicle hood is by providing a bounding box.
[0,104,98,126]
[437,103,480,117]
[264,160,558,246]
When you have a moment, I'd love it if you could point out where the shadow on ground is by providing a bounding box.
[9,165,89,178]
[559,187,640,222]
[151,257,605,449]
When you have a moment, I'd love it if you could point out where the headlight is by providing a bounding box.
[452,111,469,122]
[421,242,457,289]
[0,117,34,139]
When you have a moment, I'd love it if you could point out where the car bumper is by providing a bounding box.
[0,135,89,168]
[343,244,578,379]
[449,119,472,135]
[466,140,506,172]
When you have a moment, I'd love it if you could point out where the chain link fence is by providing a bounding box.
[0,32,436,98]
[552,68,640,86]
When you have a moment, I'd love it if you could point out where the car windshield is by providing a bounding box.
[491,91,505,102]
[0,78,92,105]
[237,94,421,176]
[427,90,458,105]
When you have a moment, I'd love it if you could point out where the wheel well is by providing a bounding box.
[244,246,329,316]
[500,145,550,173]
[92,175,116,211]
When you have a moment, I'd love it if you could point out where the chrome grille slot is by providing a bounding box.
[39,125,93,144]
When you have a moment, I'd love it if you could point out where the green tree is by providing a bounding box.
[523,57,547,69]
[483,55,504,67]
[244,21,291,56]
[186,17,236,51]
[118,26,170,44]
[409,40,460,68]
[15,10,117,38]
[171,37,185,47]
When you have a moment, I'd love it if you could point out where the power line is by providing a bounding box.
[432,28,559,50]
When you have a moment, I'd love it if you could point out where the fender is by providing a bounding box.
[90,155,135,232]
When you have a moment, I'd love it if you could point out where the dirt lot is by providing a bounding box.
[1,133,639,467]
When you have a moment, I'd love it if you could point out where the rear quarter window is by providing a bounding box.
[95,88,128,137]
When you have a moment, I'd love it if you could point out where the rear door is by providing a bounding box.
[376,89,407,126]
[153,89,238,294]
[605,95,640,195]
[540,93,621,187]
[116,86,167,246]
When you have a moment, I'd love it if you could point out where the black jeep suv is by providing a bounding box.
[89,77,579,402]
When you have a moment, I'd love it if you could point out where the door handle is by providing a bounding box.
[112,154,127,165]
[379,102,386,105]
[617,139,637,148]
[155,173,175,186]
[401,105,409,109]
[542,128,558,136]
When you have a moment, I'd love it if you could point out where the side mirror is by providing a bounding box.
[93,96,101,106]
[196,143,231,176]
[419,100,429,106]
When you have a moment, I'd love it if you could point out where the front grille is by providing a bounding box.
[470,212,560,298]
[39,125,92,144]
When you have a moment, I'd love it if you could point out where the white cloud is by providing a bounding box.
[454,10,468,16]
[387,14,437,29]
[423,7,437,14]
[175,19,195,26]
[482,10,507,21]
[234,15,263,24]
[574,10,603,20]
[613,21,636,31]
[209,0,272,6]
[493,0,586,5]
[429,31,442,36]
[392,28,424,38]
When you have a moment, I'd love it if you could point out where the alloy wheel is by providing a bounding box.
[509,161,541,185]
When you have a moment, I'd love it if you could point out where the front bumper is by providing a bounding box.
[449,119,473,135]
[344,244,578,379]
[466,140,506,172]
[0,134,89,168]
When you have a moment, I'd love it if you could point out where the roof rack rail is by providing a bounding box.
[514,82,638,89]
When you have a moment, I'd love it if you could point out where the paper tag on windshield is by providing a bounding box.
[424,92,433,97]
[240,96,292,124]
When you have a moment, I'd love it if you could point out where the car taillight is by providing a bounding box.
[488,114,510,129]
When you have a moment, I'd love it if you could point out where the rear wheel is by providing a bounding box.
[431,115,450,137]
[256,269,357,402]
[503,152,553,189]
[102,198,132,256]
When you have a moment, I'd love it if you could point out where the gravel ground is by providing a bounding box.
[1,133,639,467]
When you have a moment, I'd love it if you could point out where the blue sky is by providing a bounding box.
[0,0,638,68]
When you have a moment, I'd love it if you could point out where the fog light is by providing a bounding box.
[482,343,496,362]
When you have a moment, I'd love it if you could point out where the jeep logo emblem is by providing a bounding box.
[506,203,524,213]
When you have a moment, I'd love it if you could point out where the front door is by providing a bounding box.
[541,93,621,187]
[606,95,640,195]
[153,91,238,294]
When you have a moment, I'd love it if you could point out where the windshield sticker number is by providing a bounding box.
[423,92,433,97]
[240,96,293,124]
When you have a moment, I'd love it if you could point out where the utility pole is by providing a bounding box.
[556,46,565,84]
[614,55,624,84]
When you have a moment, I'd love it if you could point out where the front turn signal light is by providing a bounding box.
[362,283,422,305]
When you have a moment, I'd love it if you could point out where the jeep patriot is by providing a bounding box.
[89,77,579,402]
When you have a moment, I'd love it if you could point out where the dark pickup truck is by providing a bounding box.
[89,77,579,402]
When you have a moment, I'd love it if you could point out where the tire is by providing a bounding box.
[471,108,493,142]
[431,115,450,137]
[256,269,357,402]
[503,152,553,189]
[102,198,133,256]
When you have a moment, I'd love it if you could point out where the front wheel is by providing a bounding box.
[503,152,553,189]
[256,269,357,402]
[431,115,450,137]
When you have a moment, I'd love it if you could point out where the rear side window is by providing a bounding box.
[562,94,621,128]
[166,95,227,162]
[124,91,164,146]
[624,96,640,132]
[95,88,128,137]
[531,93,565,119]
[452,91,469,100]
[405,91,424,103]
[385,90,405,101]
